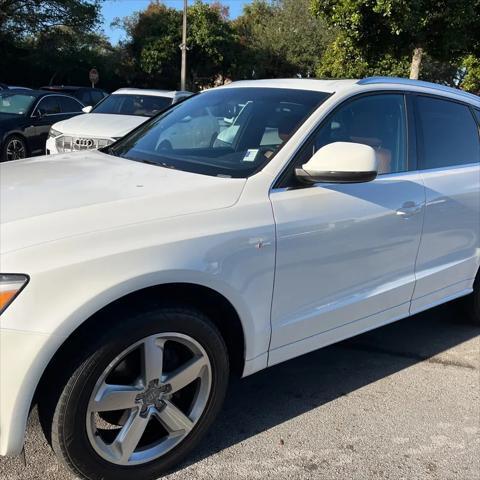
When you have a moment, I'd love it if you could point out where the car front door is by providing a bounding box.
[268,93,426,364]
[30,95,63,154]
[410,96,480,313]
[31,95,83,154]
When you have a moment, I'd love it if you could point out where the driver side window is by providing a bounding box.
[35,96,61,116]
[303,94,407,175]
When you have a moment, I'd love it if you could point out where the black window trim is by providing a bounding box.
[411,92,480,172]
[472,108,480,129]
[273,90,412,189]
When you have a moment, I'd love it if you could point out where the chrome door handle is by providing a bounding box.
[396,201,422,218]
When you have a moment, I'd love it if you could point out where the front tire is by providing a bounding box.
[46,307,229,480]
[2,134,27,161]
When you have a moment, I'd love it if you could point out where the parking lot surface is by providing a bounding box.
[1,302,479,480]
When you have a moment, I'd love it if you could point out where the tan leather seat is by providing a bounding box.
[348,112,392,174]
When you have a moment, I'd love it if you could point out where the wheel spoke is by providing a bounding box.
[156,400,194,436]
[7,140,25,160]
[165,355,207,393]
[92,384,142,412]
[142,336,164,384]
[86,332,212,465]
[112,409,150,462]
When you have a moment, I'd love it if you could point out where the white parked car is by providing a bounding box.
[1,77,479,480]
[46,88,192,154]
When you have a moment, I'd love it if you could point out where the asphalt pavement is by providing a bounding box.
[1,301,479,480]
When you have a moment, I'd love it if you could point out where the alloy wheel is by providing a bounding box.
[86,332,212,466]
[6,138,26,160]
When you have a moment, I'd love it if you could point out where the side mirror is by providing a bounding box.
[34,109,44,118]
[295,142,378,184]
[82,105,93,113]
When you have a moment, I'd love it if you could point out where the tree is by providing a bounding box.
[315,33,410,79]
[0,0,111,89]
[311,0,480,80]
[116,1,236,89]
[187,1,237,85]
[115,2,182,87]
[0,0,100,37]
[233,0,331,79]
[460,55,480,95]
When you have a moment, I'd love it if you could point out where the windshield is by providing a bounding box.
[92,94,172,117]
[0,92,36,116]
[108,87,329,178]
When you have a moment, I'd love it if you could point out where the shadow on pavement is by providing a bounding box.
[3,301,478,479]
[179,301,479,470]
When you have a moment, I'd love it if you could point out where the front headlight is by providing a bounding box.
[0,274,29,315]
[48,128,62,139]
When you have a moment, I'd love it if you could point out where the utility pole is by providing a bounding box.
[180,0,187,91]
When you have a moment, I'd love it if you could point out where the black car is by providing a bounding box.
[0,89,85,161]
[41,85,108,107]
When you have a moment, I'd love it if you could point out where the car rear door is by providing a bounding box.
[410,96,480,313]
[268,93,426,364]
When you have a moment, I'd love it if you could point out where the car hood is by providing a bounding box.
[0,150,246,254]
[52,113,148,138]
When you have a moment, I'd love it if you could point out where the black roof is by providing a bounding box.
[1,88,76,98]
[41,85,104,91]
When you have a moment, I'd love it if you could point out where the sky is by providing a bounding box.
[101,0,251,44]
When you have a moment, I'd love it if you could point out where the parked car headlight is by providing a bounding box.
[48,128,62,139]
[0,274,29,315]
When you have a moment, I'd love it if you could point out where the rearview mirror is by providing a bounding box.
[295,142,378,184]
[82,105,93,113]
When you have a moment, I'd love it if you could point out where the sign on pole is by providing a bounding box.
[89,68,99,88]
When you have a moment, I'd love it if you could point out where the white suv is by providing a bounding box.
[45,88,192,154]
[1,77,479,480]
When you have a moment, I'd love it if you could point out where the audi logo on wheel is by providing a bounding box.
[74,138,95,148]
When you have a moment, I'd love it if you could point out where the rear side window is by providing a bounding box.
[59,96,83,113]
[416,96,479,169]
[475,109,480,125]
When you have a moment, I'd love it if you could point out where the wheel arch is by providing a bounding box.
[33,282,247,410]
[2,131,29,157]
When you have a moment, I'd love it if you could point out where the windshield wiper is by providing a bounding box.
[136,158,177,169]
[103,147,177,170]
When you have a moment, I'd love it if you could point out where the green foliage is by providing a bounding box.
[0,0,478,93]
[233,0,331,78]
[187,1,237,82]
[116,0,236,88]
[316,33,409,79]
[0,0,124,89]
[311,0,480,79]
[0,0,100,37]
[115,2,182,87]
[460,55,480,95]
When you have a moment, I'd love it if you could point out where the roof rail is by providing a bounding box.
[358,77,479,103]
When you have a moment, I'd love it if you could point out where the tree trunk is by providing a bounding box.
[410,47,424,80]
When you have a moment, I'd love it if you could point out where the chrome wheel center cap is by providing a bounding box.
[135,379,171,417]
